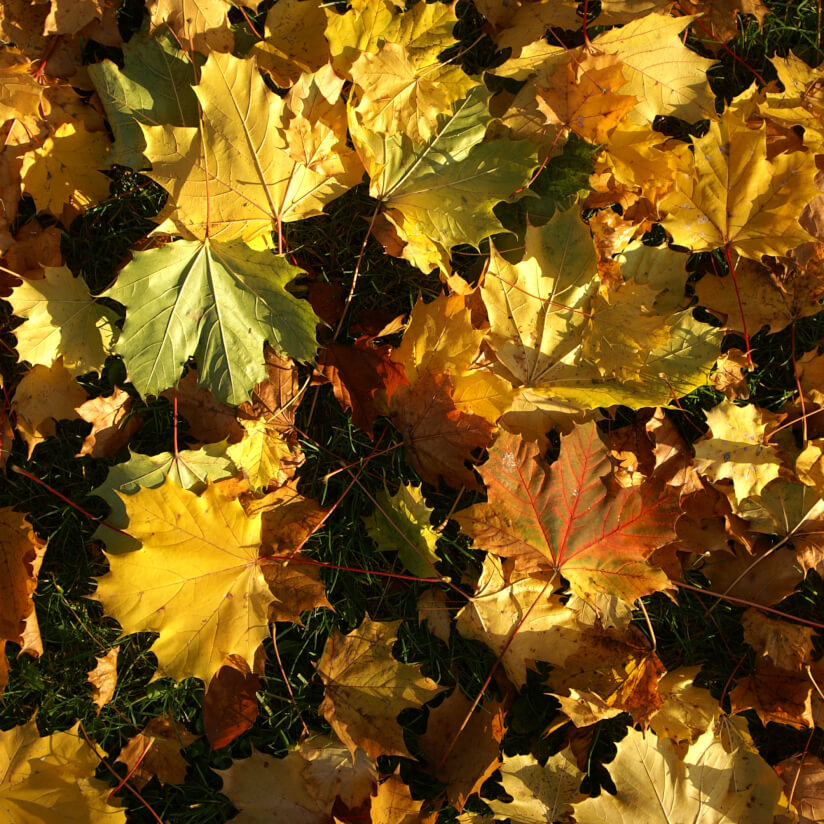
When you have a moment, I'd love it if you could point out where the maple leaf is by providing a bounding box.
[0,48,44,143]
[730,658,815,728]
[0,719,126,823]
[351,86,536,274]
[763,53,824,145]
[0,508,45,693]
[695,257,824,334]
[649,667,720,751]
[219,748,337,824]
[299,735,377,811]
[252,0,330,88]
[476,0,581,49]
[317,616,445,760]
[494,13,716,125]
[75,387,142,459]
[219,737,376,822]
[226,419,297,493]
[86,647,118,714]
[482,211,598,389]
[147,0,250,54]
[2,222,63,284]
[142,53,362,242]
[325,0,460,80]
[43,0,104,36]
[483,213,721,410]
[105,238,319,405]
[319,335,408,437]
[371,772,426,824]
[455,555,588,688]
[418,690,505,811]
[11,359,86,456]
[8,266,116,375]
[391,293,513,424]
[742,608,815,673]
[20,122,110,216]
[93,479,276,682]
[91,442,236,555]
[389,372,495,491]
[775,755,824,824]
[88,24,199,170]
[661,109,820,259]
[487,748,584,824]
[365,483,440,577]
[115,717,198,789]
[536,53,637,144]
[572,724,782,823]
[203,656,260,750]
[350,41,478,142]
[456,424,678,603]
[679,0,771,45]
[162,368,243,445]
[693,400,783,505]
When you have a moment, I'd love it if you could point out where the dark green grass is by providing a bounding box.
[2,1,824,821]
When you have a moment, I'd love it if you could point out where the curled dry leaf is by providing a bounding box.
[75,388,141,459]
[86,646,118,714]
[0,508,46,693]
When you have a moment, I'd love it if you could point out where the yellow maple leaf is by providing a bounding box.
[0,719,126,823]
[488,749,584,824]
[20,122,110,216]
[494,13,716,126]
[43,0,104,36]
[536,53,637,144]
[0,48,43,146]
[572,724,782,823]
[482,211,598,389]
[482,209,721,410]
[143,54,362,243]
[693,400,783,505]
[351,86,536,274]
[392,292,513,423]
[12,360,85,456]
[325,0,459,79]
[93,478,274,683]
[8,266,116,375]
[763,53,824,147]
[661,110,820,259]
[252,0,330,88]
[226,418,296,493]
[317,616,445,760]
[147,0,249,54]
[350,41,478,142]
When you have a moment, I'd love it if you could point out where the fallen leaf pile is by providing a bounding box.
[1,0,824,821]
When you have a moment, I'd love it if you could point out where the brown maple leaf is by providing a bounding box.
[203,655,261,750]
[319,336,408,437]
[390,372,494,491]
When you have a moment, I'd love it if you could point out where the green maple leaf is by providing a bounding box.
[350,85,537,274]
[104,238,319,405]
[88,24,199,170]
[364,484,440,577]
